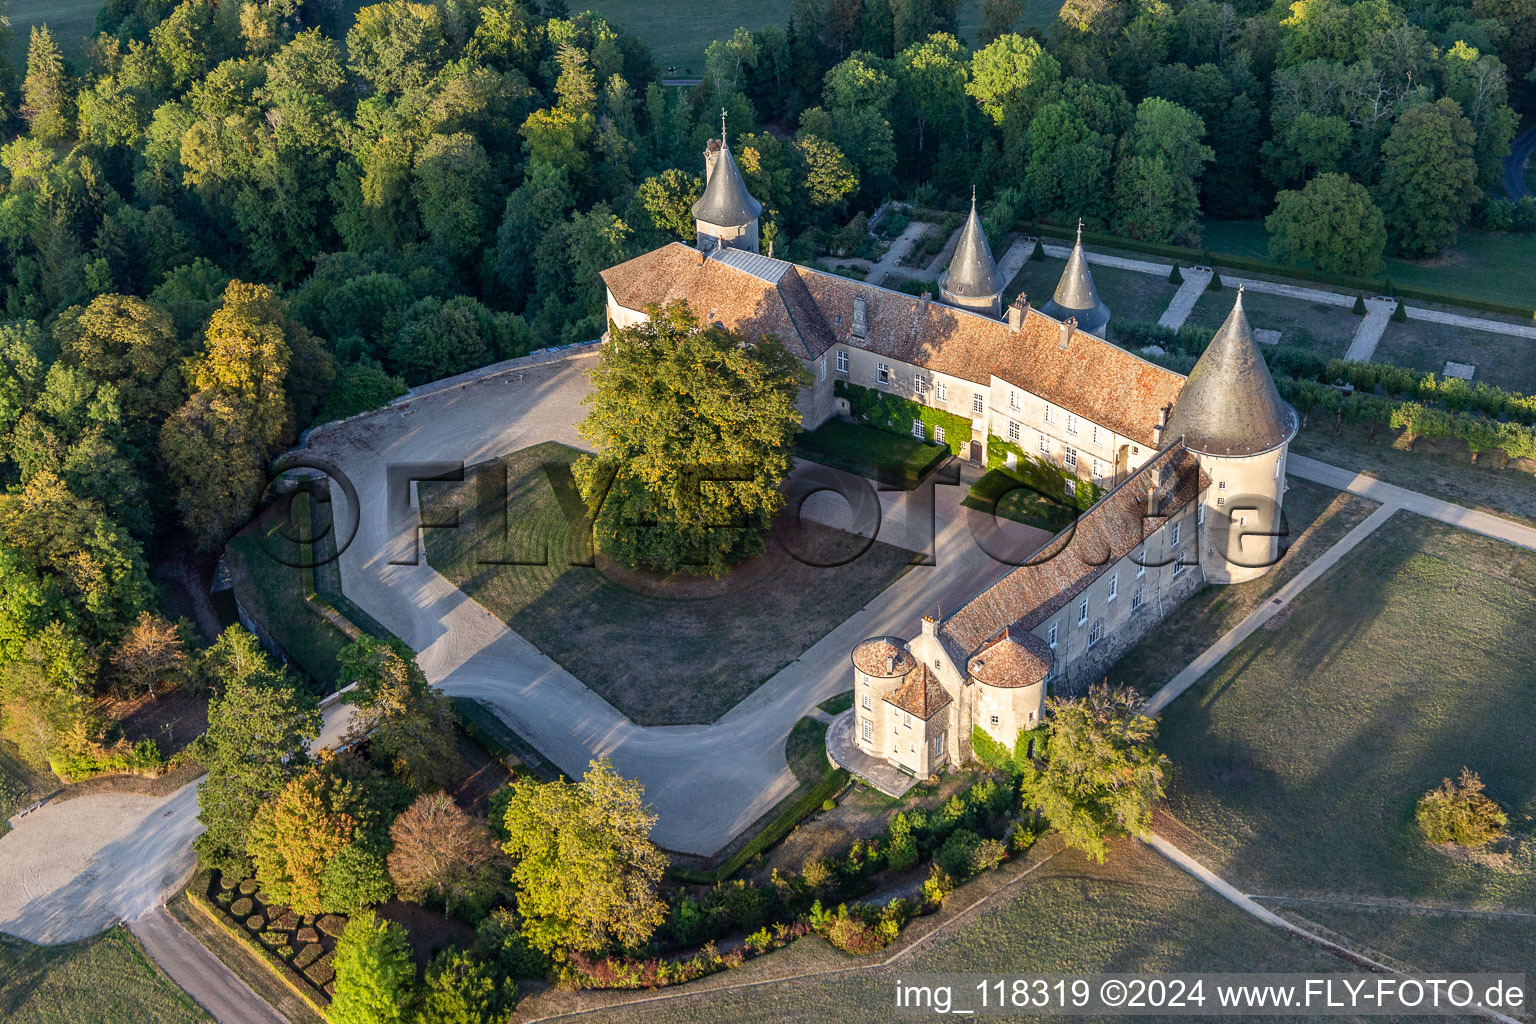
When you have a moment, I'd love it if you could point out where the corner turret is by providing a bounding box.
[938,189,1005,318]
[692,110,762,254]
[1040,221,1110,336]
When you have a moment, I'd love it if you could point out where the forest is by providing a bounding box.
[0,0,1531,781]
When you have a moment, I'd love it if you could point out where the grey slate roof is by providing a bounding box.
[1164,288,1298,457]
[690,139,762,228]
[940,197,1004,299]
[1039,225,1110,334]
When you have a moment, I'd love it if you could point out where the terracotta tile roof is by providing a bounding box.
[883,663,951,720]
[967,629,1053,688]
[851,637,917,677]
[601,243,1185,445]
[939,444,1208,666]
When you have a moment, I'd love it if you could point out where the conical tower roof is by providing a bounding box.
[691,115,762,229]
[1040,222,1109,334]
[940,192,1004,299]
[1164,288,1297,457]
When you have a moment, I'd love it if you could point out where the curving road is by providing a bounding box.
[1504,125,1536,201]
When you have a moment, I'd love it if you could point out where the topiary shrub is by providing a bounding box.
[216,891,234,906]
[1168,263,1183,284]
[218,875,239,891]
[1207,269,1223,291]
[229,898,253,917]
[246,914,266,930]
[935,828,981,880]
[1392,299,1407,322]
[238,879,258,896]
[295,926,319,944]
[316,914,347,938]
[821,798,837,812]
[1416,768,1507,848]
[1352,294,1367,315]
[277,945,294,960]
[294,943,323,970]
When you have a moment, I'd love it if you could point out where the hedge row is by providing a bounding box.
[835,380,973,457]
[1020,220,1536,322]
[187,882,332,1015]
[672,768,851,886]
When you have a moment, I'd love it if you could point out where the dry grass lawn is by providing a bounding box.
[422,442,915,725]
[0,927,212,1024]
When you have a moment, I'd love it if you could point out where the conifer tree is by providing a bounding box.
[21,27,72,145]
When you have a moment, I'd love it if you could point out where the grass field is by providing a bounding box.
[1289,420,1536,527]
[1372,316,1536,395]
[1003,255,1179,329]
[1271,902,1536,976]
[587,841,1350,1024]
[581,0,1062,75]
[0,927,212,1024]
[1186,284,1354,356]
[0,740,53,826]
[5,0,99,64]
[1157,513,1536,910]
[1109,477,1375,696]
[421,441,914,725]
[1202,220,1536,310]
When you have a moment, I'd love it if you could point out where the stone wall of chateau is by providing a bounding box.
[852,663,908,761]
[694,219,758,254]
[1194,447,1289,585]
[984,373,1154,489]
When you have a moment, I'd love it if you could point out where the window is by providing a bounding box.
[1039,435,1050,455]
[934,425,946,444]
[1044,404,1055,424]
[1088,618,1103,648]
[1027,710,1037,726]
[836,350,848,373]
[1131,585,1144,611]
[1008,420,1021,442]
[1107,573,1118,602]
[936,381,947,401]
[1218,480,1227,490]
[1009,390,1021,411]
[932,733,944,759]
[1173,559,1187,578]
[1066,413,1079,435]
[861,718,872,742]
[819,358,827,381]
[877,362,890,384]
[1047,622,1058,648]
[1092,459,1104,479]
[911,419,925,439]
[1064,446,1078,471]
[1135,550,1146,577]
[862,693,871,710]
[1077,597,1088,625]
[1198,505,1206,527]
[972,393,984,415]
[990,715,999,727]
[1216,496,1224,506]
[914,374,928,395]
[1092,425,1102,445]
[1170,522,1181,547]
[904,713,912,728]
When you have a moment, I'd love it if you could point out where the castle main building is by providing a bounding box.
[600,124,1297,786]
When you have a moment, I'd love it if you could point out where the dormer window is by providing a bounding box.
[852,294,869,338]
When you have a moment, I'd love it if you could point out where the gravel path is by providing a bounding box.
[132,907,288,1024]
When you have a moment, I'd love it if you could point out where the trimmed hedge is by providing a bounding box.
[187,883,332,1014]
[1023,219,1536,322]
[672,768,851,885]
[984,437,1103,511]
[836,380,973,457]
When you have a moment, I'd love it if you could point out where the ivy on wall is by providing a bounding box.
[835,380,973,456]
[985,435,1103,511]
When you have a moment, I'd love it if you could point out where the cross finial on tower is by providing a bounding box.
[721,107,728,145]
[1076,218,1083,245]
[971,184,976,205]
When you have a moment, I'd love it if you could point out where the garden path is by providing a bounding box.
[132,906,288,1024]
[1156,268,1211,329]
[1343,295,1397,362]
[863,219,930,286]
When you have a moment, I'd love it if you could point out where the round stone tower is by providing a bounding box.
[1163,287,1298,585]
[691,111,762,254]
[938,191,1005,318]
[850,636,916,759]
[966,628,1052,749]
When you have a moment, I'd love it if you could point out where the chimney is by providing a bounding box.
[1152,403,1169,446]
[1007,293,1028,333]
[885,654,896,674]
[1058,316,1077,350]
[920,614,937,636]
[703,137,721,183]
[919,292,931,315]
[1146,478,1161,517]
[852,294,869,338]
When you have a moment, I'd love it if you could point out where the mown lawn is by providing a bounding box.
[586,842,1349,1024]
[1186,285,1355,356]
[5,0,100,63]
[796,418,948,489]
[0,928,212,1024]
[421,442,915,725]
[961,467,1081,533]
[1372,316,1536,396]
[1158,513,1536,909]
[1270,902,1536,976]
[1202,220,1536,310]
[1109,477,1374,696]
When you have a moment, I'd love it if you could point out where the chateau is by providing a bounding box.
[600,124,1298,790]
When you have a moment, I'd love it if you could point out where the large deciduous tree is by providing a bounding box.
[1023,684,1168,863]
[1375,98,1480,257]
[499,758,667,959]
[330,910,419,1024]
[248,764,359,914]
[340,635,461,792]
[388,791,505,917]
[1266,172,1386,276]
[573,301,806,576]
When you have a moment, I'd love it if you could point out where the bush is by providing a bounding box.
[821,905,884,956]
[821,798,837,812]
[1391,299,1407,322]
[884,835,919,873]
[935,829,981,880]
[472,908,551,980]
[1352,294,1367,315]
[1207,269,1223,291]
[1416,769,1507,848]
[229,898,253,917]
[969,838,1008,874]
[921,865,955,908]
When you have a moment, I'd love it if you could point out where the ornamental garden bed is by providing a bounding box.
[190,869,344,1009]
